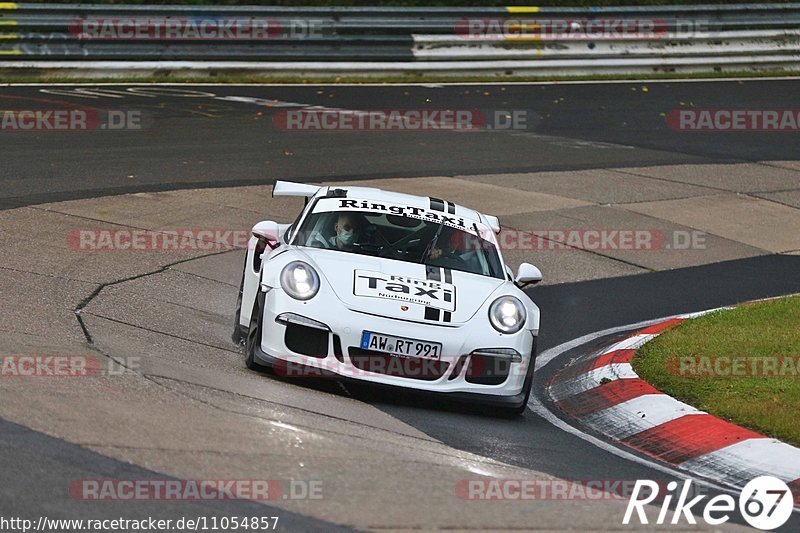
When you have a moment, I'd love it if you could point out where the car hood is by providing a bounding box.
[298,248,505,326]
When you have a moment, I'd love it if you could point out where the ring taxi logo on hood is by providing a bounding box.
[354,270,456,312]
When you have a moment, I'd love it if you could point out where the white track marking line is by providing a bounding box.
[527,394,738,497]
[534,317,667,371]
[601,333,659,353]
[528,314,739,495]
[548,363,639,402]
[679,439,800,486]
[580,395,702,440]
[528,311,800,513]
[530,307,800,513]
[2,77,800,87]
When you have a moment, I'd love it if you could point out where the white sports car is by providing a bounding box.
[233,180,542,414]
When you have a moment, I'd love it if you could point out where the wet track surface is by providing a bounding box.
[371,253,800,463]
[2,80,800,530]
[1,79,799,209]
[0,419,349,532]
[3,253,798,529]
[342,254,800,530]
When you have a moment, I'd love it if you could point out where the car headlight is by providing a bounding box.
[280,261,320,301]
[488,296,526,334]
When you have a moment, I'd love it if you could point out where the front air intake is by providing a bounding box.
[284,324,329,358]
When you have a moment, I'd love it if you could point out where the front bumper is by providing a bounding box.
[253,343,533,409]
[253,288,536,401]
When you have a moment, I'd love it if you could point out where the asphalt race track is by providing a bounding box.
[2,80,800,531]
[2,79,799,209]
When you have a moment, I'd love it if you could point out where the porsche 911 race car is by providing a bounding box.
[233,181,542,414]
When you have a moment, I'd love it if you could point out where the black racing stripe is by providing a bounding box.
[425,307,441,321]
[446,201,456,215]
[442,269,454,321]
[425,265,442,321]
[429,197,445,212]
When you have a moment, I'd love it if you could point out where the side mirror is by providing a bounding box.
[252,221,280,249]
[515,263,542,288]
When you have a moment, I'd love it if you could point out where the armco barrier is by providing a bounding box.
[0,2,798,76]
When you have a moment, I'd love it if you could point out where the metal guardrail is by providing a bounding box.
[0,2,799,76]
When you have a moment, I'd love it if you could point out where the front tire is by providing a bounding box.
[244,290,271,373]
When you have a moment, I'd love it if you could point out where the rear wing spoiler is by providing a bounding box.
[484,214,501,233]
[272,180,322,198]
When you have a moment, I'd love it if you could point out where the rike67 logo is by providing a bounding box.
[624,476,794,530]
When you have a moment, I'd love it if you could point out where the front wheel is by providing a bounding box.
[244,291,271,373]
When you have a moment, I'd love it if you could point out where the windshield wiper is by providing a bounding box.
[419,222,444,263]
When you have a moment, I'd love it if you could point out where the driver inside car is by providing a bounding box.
[426,226,469,268]
[312,212,362,251]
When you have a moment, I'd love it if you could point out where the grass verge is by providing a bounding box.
[632,295,800,447]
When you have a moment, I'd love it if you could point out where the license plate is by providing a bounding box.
[360,331,441,361]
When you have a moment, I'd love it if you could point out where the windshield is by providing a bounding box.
[293,201,504,279]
